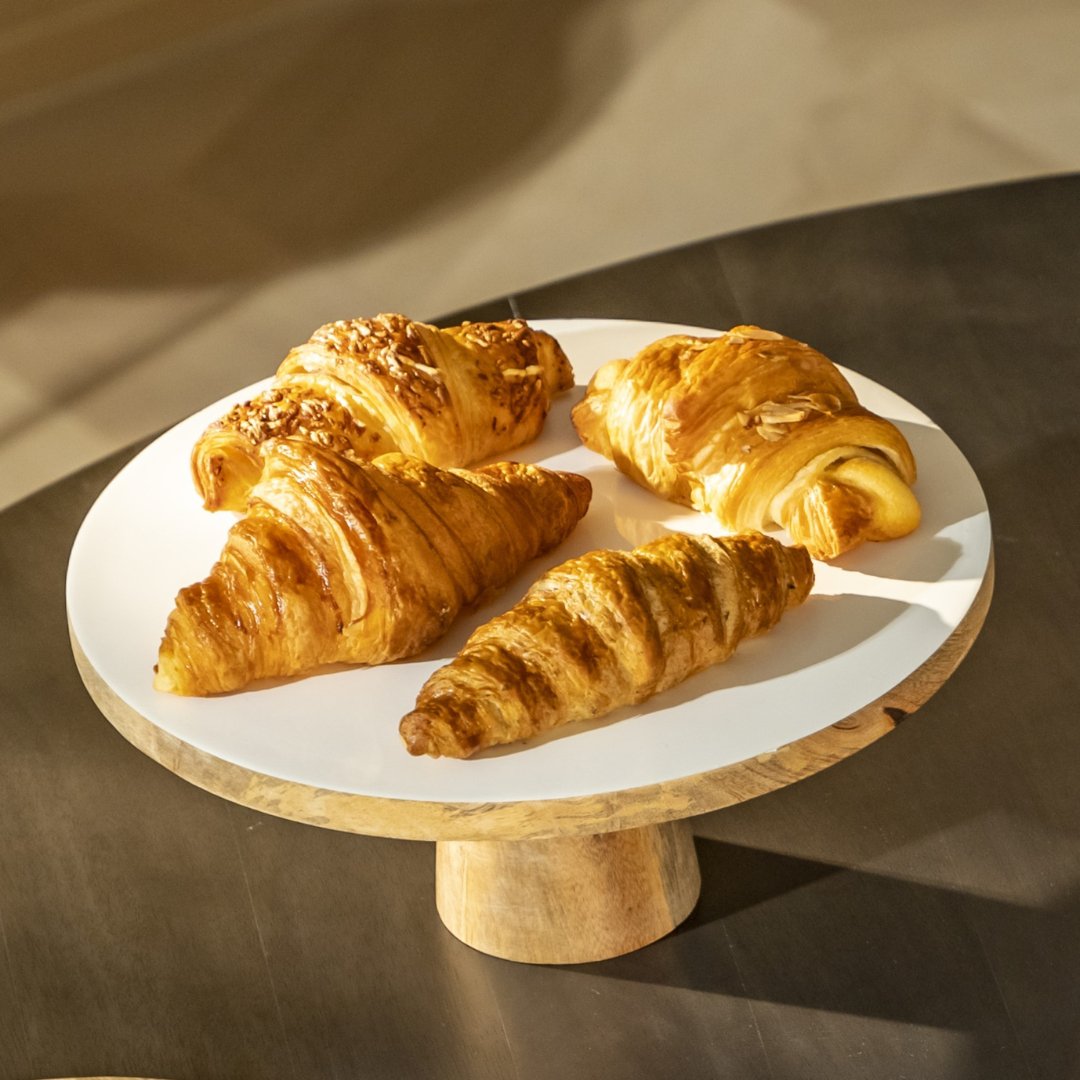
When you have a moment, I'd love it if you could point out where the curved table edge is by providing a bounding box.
[69,555,994,842]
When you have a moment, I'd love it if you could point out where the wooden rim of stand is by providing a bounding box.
[70,557,993,843]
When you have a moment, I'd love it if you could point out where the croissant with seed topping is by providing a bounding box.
[156,442,592,695]
[192,313,574,511]
[571,326,919,560]
[400,531,813,758]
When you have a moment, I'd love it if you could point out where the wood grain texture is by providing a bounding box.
[436,821,701,963]
[67,556,992,842]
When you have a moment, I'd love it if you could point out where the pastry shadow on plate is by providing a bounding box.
[469,593,941,759]
[563,419,985,584]
[895,420,988,528]
[606,470,969,587]
[825,533,964,584]
[194,662,360,697]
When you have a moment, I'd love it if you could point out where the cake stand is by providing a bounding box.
[67,319,994,964]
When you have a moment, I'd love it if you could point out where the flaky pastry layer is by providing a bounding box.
[192,313,574,511]
[157,442,591,695]
[571,326,919,559]
[400,531,813,758]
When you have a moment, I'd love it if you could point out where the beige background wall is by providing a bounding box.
[2,0,1077,509]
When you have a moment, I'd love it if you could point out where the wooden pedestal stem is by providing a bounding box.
[435,819,701,964]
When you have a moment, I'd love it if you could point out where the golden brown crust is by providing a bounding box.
[157,443,591,696]
[399,532,813,758]
[571,326,919,559]
[191,313,574,512]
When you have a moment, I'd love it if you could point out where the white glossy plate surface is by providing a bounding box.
[67,319,992,805]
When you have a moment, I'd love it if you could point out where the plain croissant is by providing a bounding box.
[155,442,592,695]
[399,531,813,758]
[571,326,919,560]
[192,313,574,511]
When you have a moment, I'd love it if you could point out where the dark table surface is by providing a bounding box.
[2,174,1078,1080]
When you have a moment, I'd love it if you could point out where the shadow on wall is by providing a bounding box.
[0,0,632,307]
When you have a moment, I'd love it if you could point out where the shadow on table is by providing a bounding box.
[0,0,628,305]
[579,837,1079,1078]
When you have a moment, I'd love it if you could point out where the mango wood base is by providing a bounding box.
[435,819,701,964]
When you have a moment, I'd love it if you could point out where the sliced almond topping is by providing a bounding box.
[789,391,842,414]
[757,402,810,424]
[757,423,787,442]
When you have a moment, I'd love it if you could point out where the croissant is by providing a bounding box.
[155,442,592,695]
[571,326,920,560]
[400,531,813,758]
[192,313,574,511]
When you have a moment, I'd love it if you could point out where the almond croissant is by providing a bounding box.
[155,442,592,695]
[571,326,919,560]
[399,532,813,758]
[192,313,574,511]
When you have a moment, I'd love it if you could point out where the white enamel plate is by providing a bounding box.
[67,319,992,809]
